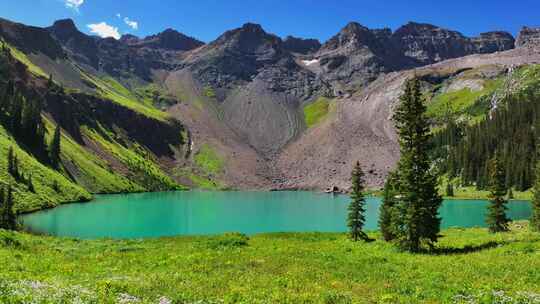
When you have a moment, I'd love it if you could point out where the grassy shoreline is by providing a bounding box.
[1,223,539,303]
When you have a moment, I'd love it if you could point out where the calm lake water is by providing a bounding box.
[21,191,532,239]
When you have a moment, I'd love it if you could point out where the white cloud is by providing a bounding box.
[116,13,121,18]
[87,22,121,39]
[65,0,84,10]
[123,17,139,30]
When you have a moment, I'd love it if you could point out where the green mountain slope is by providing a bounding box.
[0,39,188,213]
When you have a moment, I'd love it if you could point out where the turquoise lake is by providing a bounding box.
[21,191,532,239]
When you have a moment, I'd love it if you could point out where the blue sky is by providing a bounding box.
[0,0,538,42]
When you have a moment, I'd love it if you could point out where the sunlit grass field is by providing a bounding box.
[1,223,539,303]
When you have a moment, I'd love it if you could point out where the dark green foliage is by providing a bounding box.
[0,81,46,155]
[432,87,540,192]
[52,180,60,193]
[531,150,540,231]
[27,173,35,193]
[347,161,368,242]
[0,187,4,228]
[49,125,61,169]
[0,186,17,230]
[7,146,17,178]
[379,171,399,241]
[7,147,33,188]
[204,233,249,249]
[486,155,510,233]
[446,183,454,197]
[391,78,443,252]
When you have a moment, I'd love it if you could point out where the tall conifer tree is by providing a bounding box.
[379,171,399,241]
[486,155,510,233]
[531,158,540,231]
[347,161,368,242]
[2,186,16,230]
[49,125,61,169]
[7,146,14,175]
[532,138,540,231]
[0,187,4,229]
[391,77,443,252]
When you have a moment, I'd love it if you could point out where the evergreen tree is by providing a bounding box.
[0,80,14,112]
[432,87,540,192]
[486,155,510,233]
[379,171,399,241]
[49,125,61,169]
[52,180,60,193]
[531,152,540,231]
[2,186,16,230]
[391,77,443,252]
[446,183,454,197]
[7,146,14,175]
[347,161,369,241]
[0,187,4,229]
[12,154,19,180]
[27,173,35,193]
[6,146,20,180]
[9,93,23,133]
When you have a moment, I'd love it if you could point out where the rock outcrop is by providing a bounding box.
[47,19,99,67]
[309,22,516,91]
[0,17,65,60]
[129,29,204,51]
[185,23,288,89]
[314,22,395,89]
[283,36,321,54]
[516,27,540,48]
[471,31,515,53]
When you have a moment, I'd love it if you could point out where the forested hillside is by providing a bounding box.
[432,65,540,192]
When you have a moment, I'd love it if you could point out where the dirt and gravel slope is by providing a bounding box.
[273,45,540,191]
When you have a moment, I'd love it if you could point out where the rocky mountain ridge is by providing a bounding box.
[310,22,516,91]
[1,16,539,191]
[516,27,540,47]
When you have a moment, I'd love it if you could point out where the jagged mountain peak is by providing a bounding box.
[210,22,282,53]
[393,22,465,39]
[120,34,139,44]
[51,18,77,31]
[139,28,204,51]
[401,21,439,29]
[240,22,265,32]
[47,18,89,43]
[214,22,279,43]
[320,22,384,52]
[0,17,65,60]
[341,22,370,33]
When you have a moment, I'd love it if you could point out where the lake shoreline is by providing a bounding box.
[19,187,532,216]
[20,191,532,239]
